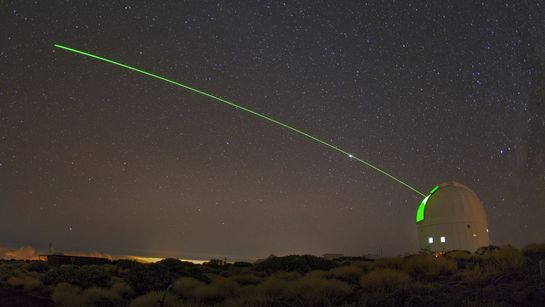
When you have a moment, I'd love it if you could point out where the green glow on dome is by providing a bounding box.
[429,185,440,195]
[416,185,441,223]
[416,195,429,223]
[53,43,427,197]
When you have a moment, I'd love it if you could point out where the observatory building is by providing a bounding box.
[416,181,489,252]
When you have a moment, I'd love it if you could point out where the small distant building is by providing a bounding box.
[416,181,490,252]
[40,254,111,266]
[322,253,344,260]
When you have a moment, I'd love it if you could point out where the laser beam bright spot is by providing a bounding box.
[53,43,426,197]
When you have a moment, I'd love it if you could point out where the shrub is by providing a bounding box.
[51,283,91,307]
[7,275,43,291]
[255,255,335,273]
[113,259,144,270]
[210,276,239,296]
[182,275,239,303]
[522,243,545,257]
[190,284,228,302]
[404,255,457,280]
[130,291,193,307]
[445,250,472,261]
[223,294,272,307]
[22,261,49,273]
[112,280,134,298]
[78,265,112,288]
[172,277,204,297]
[331,265,363,283]
[257,271,352,304]
[271,271,301,280]
[458,265,499,285]
[305,269,331,279]
[233,261,253,268]
[232,273,261,285]
[257,274,299,299]
[475,245,501,256]
[41,264,111,288]
[297,275,352,305]
[130,291,161,307]
[83,287,122,307]
[360,268,410,294]
[490,245,525,270]
[371,257,404,271]
[127,263,183,294]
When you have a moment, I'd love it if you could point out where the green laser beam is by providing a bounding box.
[53,43,426,197]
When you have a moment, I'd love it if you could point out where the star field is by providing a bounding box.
[1,1,544,259]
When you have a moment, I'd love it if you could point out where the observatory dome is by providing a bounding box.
[416,181,489,252]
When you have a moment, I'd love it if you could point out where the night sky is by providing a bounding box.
[1,1,544,260]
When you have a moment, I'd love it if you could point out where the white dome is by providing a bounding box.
[416,181,489,252]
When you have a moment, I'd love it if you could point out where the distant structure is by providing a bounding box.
[416,181,490,252]
[40,254,110,266]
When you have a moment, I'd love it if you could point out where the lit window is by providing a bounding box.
[486,229,489,233]
[472,233,477,237]
[440,236,446,243]
[428,237,433,244]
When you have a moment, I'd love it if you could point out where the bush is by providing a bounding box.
[130,291,161,307]
[522,243,545,257]
[445,250,472,261]
[360,268,410,294]
[127,263,183,294]
[83,287,122,307]
[371,257,404,271]
[257,274,300,299]
[331,265,363,283]
[404,255,457,280]
[190,284,228,303]
[113,259,143,270]
[232,273,261,285]
[22,261,50,273]
[233,261,253,268]
[256,270,352,305]
[112,280,134,298]
[182,276,239,303]
[223,293,272,307]
[7,275,43,291]
[458,265,499,285]
[271,271,302,280]
[210,276,239,296]
[297,275,352,305]
[130,291,192,307]
[51,283,91,307]
[475,245,501,256]
[172,277,204,298]
[41,265,111,288]
[490,245,525,270]
[255,255,335,273]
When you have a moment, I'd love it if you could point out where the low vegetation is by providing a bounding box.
[0,243,544,306]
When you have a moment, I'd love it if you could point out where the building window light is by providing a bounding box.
[440,236,446,243]
[472,233,477,237]
[428,237,433,244]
